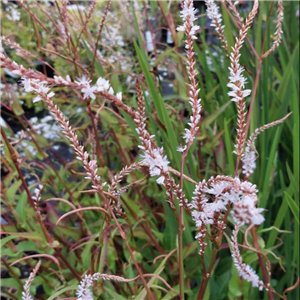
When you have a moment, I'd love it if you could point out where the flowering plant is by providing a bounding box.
[1,1,299,299]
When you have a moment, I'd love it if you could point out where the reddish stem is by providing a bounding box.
[251,227,274,300]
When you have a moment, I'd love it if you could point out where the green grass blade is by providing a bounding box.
[284,192,299,225]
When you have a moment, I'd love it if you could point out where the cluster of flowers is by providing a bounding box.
[2,0,287,297]
[20,69,123,103]
[242,144,257,177]
[74,75,122,101]
[227,62,251,103]
[176,0,200,40]
[188,175,265,290]
[189,176,264,230]
[205,0,228,52]
[140,147,170,185]
[21,77,55,103]
[205,0,223,29]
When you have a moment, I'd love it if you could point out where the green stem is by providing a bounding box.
[178,150,188,299]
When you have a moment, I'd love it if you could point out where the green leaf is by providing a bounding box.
[47,285,78,300]
[105,287,128,300]
[2,232,44,241]
[15,191,27,223]
[83,40,105,77]
[6,180,22,202]
[284,192,299,225]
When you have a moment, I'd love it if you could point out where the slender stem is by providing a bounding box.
[157,1,187,83]
[251,227,274,300]
[87,103,106,167]
[54,248,82,281]
[244,1,274,140]
[178,151,188,300]
[178,207,185,300]
[1,128,83,281]
[197,202,231,299]
[98,190,153,299]
[197,248,218,300]
[244,59,263,145]
[90,0,111,79]
[1,127,35,208]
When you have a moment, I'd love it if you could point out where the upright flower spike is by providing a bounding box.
[227,0,259,158]
[134,78,188,210]
[134,78,169,185]
[205,0,228,52]
[226,0,243,26]
[262,0,284,59]
[177,0,202,149]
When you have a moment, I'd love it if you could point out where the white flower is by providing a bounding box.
[21,77,34,92]
[81,84,97,100]
[205,0,222,27]
[203,180,231,197]
[177,144,187,152]
[242,146,256,177]
[191,209,214,227]
[116,92,122,101]
[96,77,110,91]
[232,245,263,288]
[76,275,94,300]
[21,77,55,102]
[11,69,22,76]
[141,147,169,184]
[228,51,251,103]
[231,194,264,226]
[33,95,42,103]
[156,176,165,185]
[108,86,114,95]
[182,128,195,144]
[54,75,71,85]
[75,75,90,86]
[7,8,20,22]
[177,0,200,39]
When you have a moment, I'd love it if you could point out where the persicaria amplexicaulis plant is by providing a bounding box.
[0,1,298,300]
